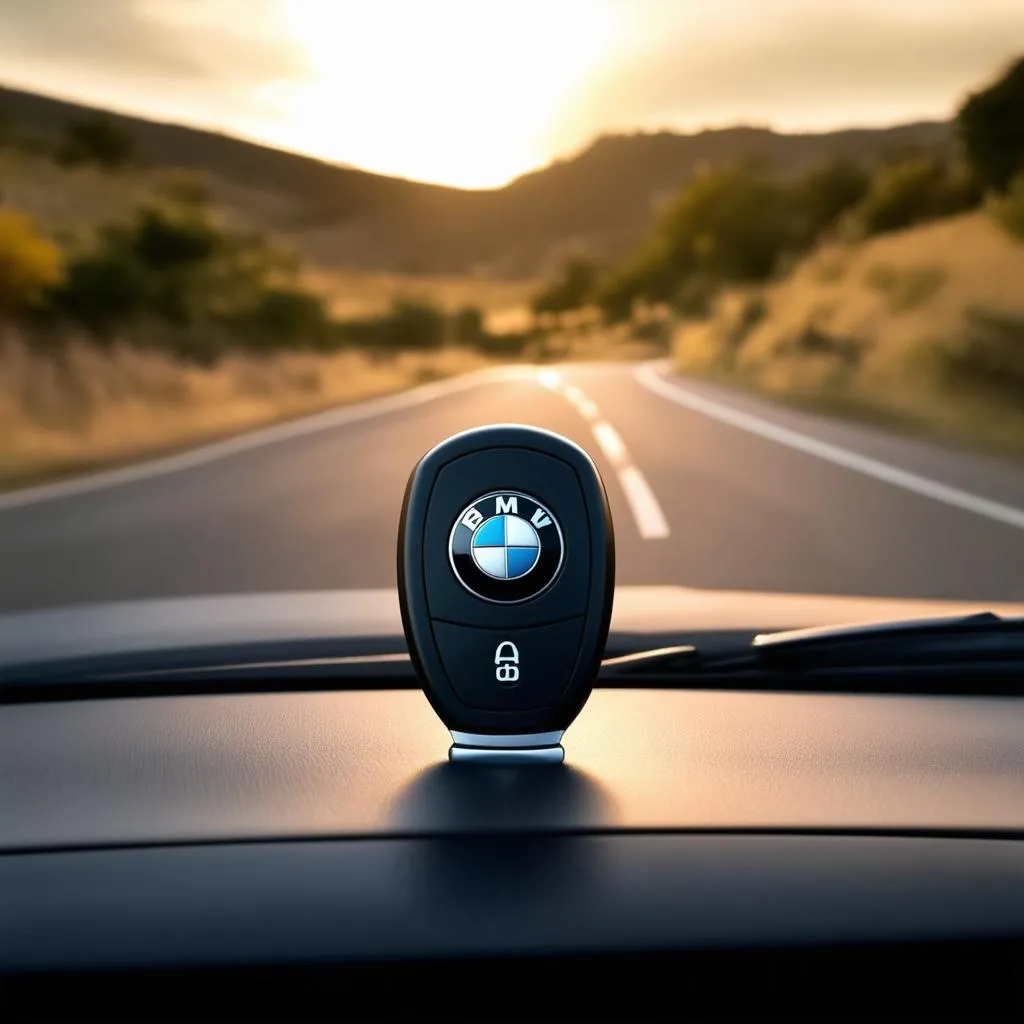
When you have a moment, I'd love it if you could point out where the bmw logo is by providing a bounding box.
[448,491,564,603]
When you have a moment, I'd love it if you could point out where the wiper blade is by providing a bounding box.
[0,652,416,703]
[597,612,1024,696]
[6,612,1023,704]
[752,611,1024,668]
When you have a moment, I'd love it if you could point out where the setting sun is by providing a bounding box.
[257,0,616,188]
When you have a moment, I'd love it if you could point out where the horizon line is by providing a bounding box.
[0,77,954,193]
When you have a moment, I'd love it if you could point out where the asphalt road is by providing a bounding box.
[2,361,1024,613]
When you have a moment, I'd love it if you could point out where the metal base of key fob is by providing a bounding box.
[448,730,565,764]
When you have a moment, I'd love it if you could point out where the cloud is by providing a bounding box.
[0,0,305,88]
[548,1,1024,149]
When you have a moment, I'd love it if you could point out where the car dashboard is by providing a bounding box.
[3,683,1023,1020]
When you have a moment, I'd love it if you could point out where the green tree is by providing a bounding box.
[958,56,1024,193]
[452,305,487,345]
[0,210,63,314]
[57,112,135,170]
[592,267,640,324]
[53,243,149,330]
[531,256,598,316]
[612,166,795,310]
[853,157,979,236]
[383,298,446,348]
[795,157,870,240]
[670,274,718,320]
[238,286,331,349]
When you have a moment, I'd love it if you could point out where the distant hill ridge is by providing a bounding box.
[0,83,953,275]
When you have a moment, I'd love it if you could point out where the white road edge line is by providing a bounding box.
[617,466,671,540]
[635,360,1024,533]
[0,365,538,511]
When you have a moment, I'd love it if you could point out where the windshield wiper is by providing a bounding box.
[598,612,1024,696]
[5,612,1023,704]
[751,611,1024,667]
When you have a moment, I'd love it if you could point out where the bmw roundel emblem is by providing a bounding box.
[448,491,564,603]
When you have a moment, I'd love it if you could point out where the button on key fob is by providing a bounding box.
[398,424,615,762]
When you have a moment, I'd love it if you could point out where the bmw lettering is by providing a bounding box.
[448,491,564,603]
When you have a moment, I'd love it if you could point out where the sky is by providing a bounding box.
[0,0,1022,189]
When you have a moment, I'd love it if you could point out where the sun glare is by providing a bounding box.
[258,0,616,188]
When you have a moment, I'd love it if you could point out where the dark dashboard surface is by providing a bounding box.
[4,688,1023,848]
[3,686,1023,1019]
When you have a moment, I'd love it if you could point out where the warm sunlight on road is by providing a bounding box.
[261,0,616,187]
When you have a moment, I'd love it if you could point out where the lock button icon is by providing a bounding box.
[494,640,520,686]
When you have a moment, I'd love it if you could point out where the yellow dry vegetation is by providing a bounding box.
[0,334,493,489]
[674,212,1024,457]
[302,267,538,330]
[0,209,63,310]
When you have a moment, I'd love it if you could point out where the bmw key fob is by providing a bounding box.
[398,424,615,762]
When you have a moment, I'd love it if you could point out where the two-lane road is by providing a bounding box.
[2,361,1024,612]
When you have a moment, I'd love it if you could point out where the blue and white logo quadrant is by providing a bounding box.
[449,491,563,603]
[470,514,540,579]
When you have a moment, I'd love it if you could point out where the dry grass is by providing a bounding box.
[302,267,539,331]
[673,212,1024,458]
[533,321,669,362]
[0,332,493,489]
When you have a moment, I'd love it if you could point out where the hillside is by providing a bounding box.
[0,83,952,276]
[674,212,1024,457]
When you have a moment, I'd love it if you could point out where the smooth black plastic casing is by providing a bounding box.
[398,424,615,735]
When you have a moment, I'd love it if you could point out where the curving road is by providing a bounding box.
[1,361,1024,613]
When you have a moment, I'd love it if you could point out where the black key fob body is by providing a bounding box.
[398,424,615,761]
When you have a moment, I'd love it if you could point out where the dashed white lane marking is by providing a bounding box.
[591,421,628,467]
[617,466,672,540]
[563,384,601,421]
[635,361,1024,534]
[538,370,670,540]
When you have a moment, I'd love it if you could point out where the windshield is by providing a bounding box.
[1,1,1023,622]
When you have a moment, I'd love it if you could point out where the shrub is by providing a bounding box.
[631,318,672,346]
[531,256,598,316]
[592,268,639,324]
[934,306,1024,400]
[51,245,149,331]
[47,196,322,354]
[864,263,946,312]
[57,112,135,170]
[671,274,718,319]
[52,204,221,332]
[0,211,63,314]
[794,157,870,240]
[236,287,331,349]
[987,172,1024,241]
[452,305,486,345]
[957,56,1024,194]
[131,203,221,272]
[381,298,446,348]
[656,166,797,283]
[853,158,981,236]
[728,295,768,347]
[473,330,532,357]
[786,323,863,367]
